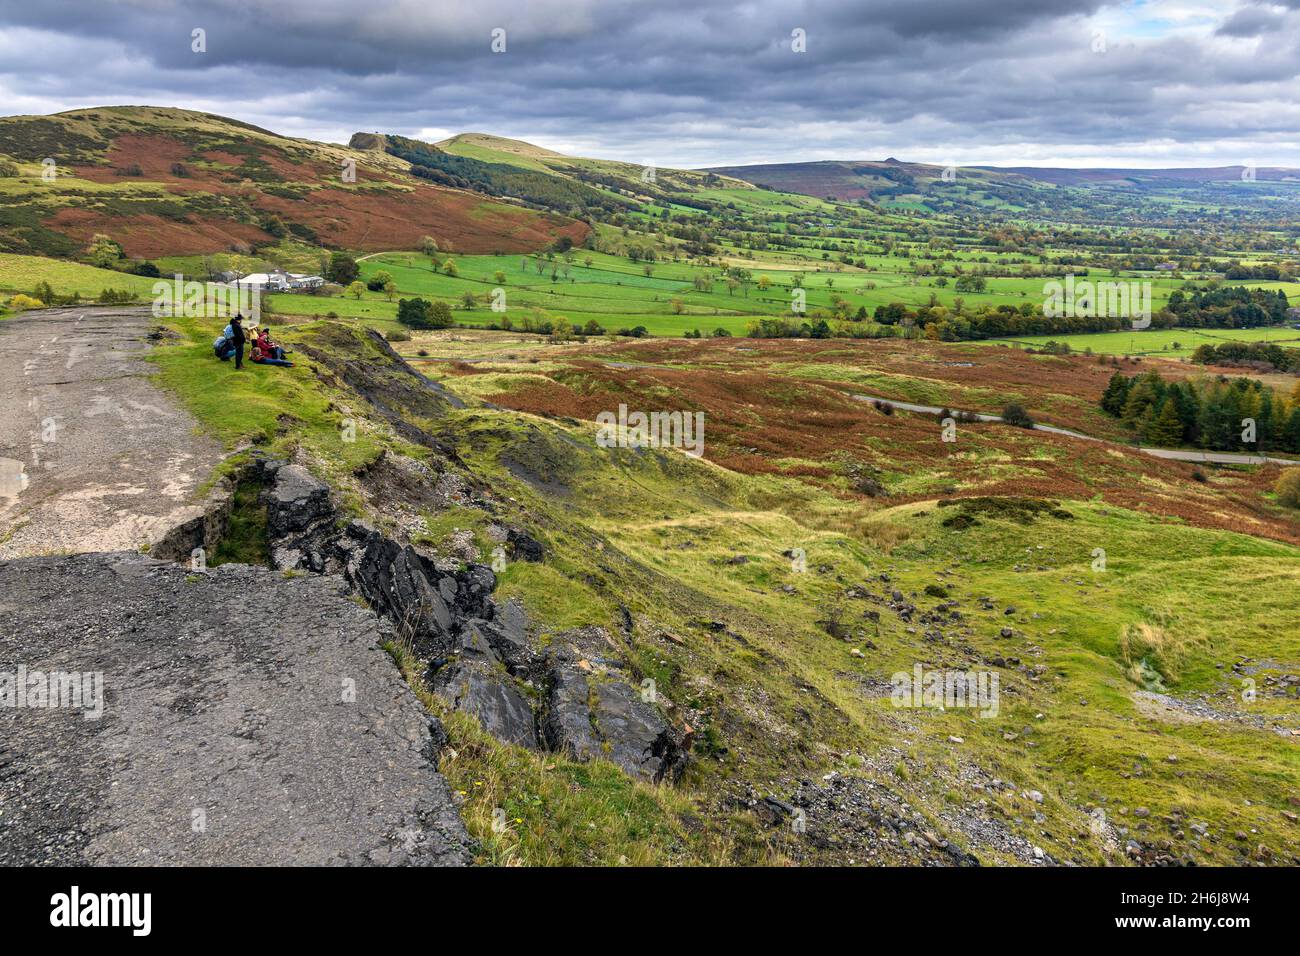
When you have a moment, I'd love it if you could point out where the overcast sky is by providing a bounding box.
[1,0,1298,169]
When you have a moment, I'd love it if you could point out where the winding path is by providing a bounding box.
[849,393,1298,466]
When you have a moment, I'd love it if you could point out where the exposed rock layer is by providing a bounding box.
[256,456,688,783]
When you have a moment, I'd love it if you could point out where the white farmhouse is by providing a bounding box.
[229,268,324,292]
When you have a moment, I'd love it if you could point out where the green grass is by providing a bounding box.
[141,301,1300,865]
[210,473,270,567]
[0,253,161,298]
[8,240,1299,346]
[982,325,1300,357]
[145,313,388,486]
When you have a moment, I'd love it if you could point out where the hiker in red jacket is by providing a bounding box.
[256,328,289,362]
[251,327,294,367]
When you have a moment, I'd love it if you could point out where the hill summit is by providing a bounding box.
[0,106,586,258]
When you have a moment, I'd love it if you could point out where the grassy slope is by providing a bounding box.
[0,106,584,258]
[0,253,162,297]
[445,396,1300,866]
[420,333,1300,863]
[144,312,741,865]
[144,308,1300,865]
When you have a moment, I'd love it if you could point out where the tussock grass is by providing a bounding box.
[1120,617,1200,685]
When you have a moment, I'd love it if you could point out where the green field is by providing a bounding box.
[984,325,1300,357]
[9,244,1299,346]
[0,253,162,298]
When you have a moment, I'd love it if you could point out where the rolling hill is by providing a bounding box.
[0,107,587,259]
[706,158,1300,223]
[352,129,761,218]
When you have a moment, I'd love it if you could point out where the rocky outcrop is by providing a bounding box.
[540,648,689,784]
[265,463,333,538]
[433,661,539,748]
[507,526,545,562]
[252,456,689,784]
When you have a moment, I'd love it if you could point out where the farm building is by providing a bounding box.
[228,268,324,291]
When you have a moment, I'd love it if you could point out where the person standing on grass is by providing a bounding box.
[229,314,246,369]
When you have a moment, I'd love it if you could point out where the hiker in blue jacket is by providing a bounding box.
[214,315,246,368]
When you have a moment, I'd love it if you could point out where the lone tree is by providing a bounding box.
[327,252,359,284]
[1001,403,1035,429]
[86,234,123,268]
[428,300,453,328]
[1276,469,1300,509]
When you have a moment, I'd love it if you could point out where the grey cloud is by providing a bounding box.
[1217,3,1289,37]
[0,0,1298,167]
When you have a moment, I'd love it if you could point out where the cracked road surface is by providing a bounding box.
[0,308,473,866]
[0,553,473,865]
[0,307,226,559]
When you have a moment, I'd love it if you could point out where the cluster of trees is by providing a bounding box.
[747,316,839,339]
[1191,341,1300,373]
[1223,262,1292,281]
[873,301,1129,340]
[366,269,397,299]
[1100,369,1300,452]
[860,285,1291,342]
[1165,286,1289,329]
[396,297,453,330]
[15,279,145,311]
[567,167,713,214]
